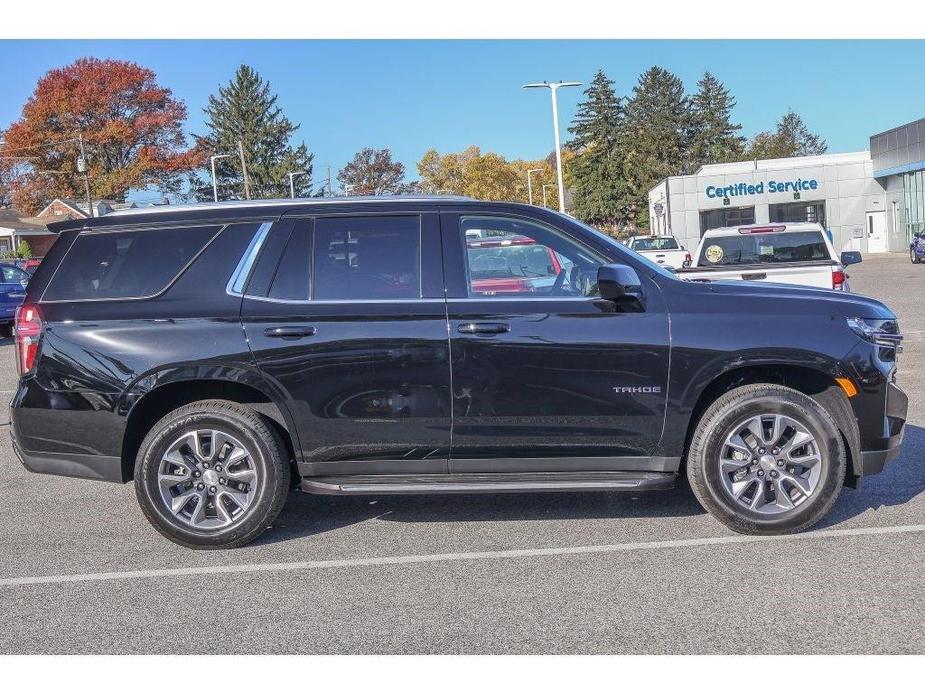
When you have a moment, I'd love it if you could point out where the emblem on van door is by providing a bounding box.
[613,386,662,394]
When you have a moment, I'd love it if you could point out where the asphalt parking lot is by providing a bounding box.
[1,253,923,654]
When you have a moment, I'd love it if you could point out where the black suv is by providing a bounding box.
[10,198,907,548]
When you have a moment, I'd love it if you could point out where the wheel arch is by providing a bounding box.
[120,376,299,483]
[680,363,861,488]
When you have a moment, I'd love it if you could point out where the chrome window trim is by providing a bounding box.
[227,222,274,297]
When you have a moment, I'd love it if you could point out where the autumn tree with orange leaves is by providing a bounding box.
[0,57,201,214]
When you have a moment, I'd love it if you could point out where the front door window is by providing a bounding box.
[460,216,606,298]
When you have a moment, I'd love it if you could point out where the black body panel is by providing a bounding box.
[9,197,906,489]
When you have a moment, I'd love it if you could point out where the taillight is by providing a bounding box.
[15,303,42,375]
[832,268,846,291]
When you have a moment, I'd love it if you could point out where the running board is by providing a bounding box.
[300,471,676,495]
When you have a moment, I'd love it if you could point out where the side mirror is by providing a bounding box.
[598,263,642,301]
[840,251,862,266]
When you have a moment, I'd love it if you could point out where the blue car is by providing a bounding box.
[0,262,31,337]
[910,233,925,264]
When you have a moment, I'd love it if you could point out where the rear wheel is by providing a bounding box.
[686,384,845,535]
[135,400,290,549]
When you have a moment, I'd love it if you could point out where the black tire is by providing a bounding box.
[911,248,920,264]
[0,322,13,338]
[135,400,290,549]
[686,384,846,535]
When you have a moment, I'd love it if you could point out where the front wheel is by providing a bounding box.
[135,400,290,549]
[686,384,845,535]
[911,248,920,264]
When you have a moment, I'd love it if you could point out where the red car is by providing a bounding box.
[466,235,565,294]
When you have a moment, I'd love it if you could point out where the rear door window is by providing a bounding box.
[43,225,220,301]
[699,231,831,266]
[312,216,421,301]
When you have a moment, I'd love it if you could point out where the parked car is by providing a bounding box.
[677,222,860,291]
[15,257,43,273]
[466,232,573,294]
[909,232,925,264]
[0,262,30,337]
[626,235,691,268]
[10,198,906,548]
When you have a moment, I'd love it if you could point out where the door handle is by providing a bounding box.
[457,322,510,335]
[264,326,317,339]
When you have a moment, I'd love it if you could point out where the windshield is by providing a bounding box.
[699,231,831,266]
[630,237,679,251]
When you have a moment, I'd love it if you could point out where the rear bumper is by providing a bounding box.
[10,425,124,482]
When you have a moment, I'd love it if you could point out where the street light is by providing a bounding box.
[523,81,582,213]
[210,154,231,202]
[287,171,308,199]
[526,168,543,206]
[541,183,555,208]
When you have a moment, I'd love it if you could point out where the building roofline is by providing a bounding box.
[870,117,925,140]
[36,198,87,219]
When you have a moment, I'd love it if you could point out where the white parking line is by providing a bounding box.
[2,524,923,589]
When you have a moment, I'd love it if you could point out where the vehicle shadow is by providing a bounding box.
[257,425,925,546]
[256,478,706,547]
[816,423,925,529]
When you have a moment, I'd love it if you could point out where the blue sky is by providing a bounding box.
[1,40,923,201]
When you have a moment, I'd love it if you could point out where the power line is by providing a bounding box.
[0,136,82,157]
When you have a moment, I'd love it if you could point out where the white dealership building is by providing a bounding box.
[648,117,925,255]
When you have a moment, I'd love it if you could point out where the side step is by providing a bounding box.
[300,471,676,496]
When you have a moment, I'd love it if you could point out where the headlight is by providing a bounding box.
[846,317,903,347]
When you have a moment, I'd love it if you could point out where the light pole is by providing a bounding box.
[76,133,93,217]
[287,171,308,198]
[526,168,543,206]
[210,154,231,202]
[523,81,581,213]
[542,184,556,209]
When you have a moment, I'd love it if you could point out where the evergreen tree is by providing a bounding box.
[688,71,745,171]
[622,66,691,229]
[191,65,314,200]
[566,69,626,228]
[747,109,828,159]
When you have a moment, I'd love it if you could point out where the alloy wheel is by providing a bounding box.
[718,414,822,515]
[156,429,259,530]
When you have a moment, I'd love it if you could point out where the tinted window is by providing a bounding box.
[1,265,28,284]
[630,237,679,251]
[44,225,219,301]
[699,231,831,266]
[312,216,420,300]
[269,223,311,300]
[461,216,605,297]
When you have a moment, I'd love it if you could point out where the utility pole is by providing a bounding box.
[523,81,581,213]
[77,133,93,217]
[237,140,251,200]
[526,168,543,206]
[326,166,332,197]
